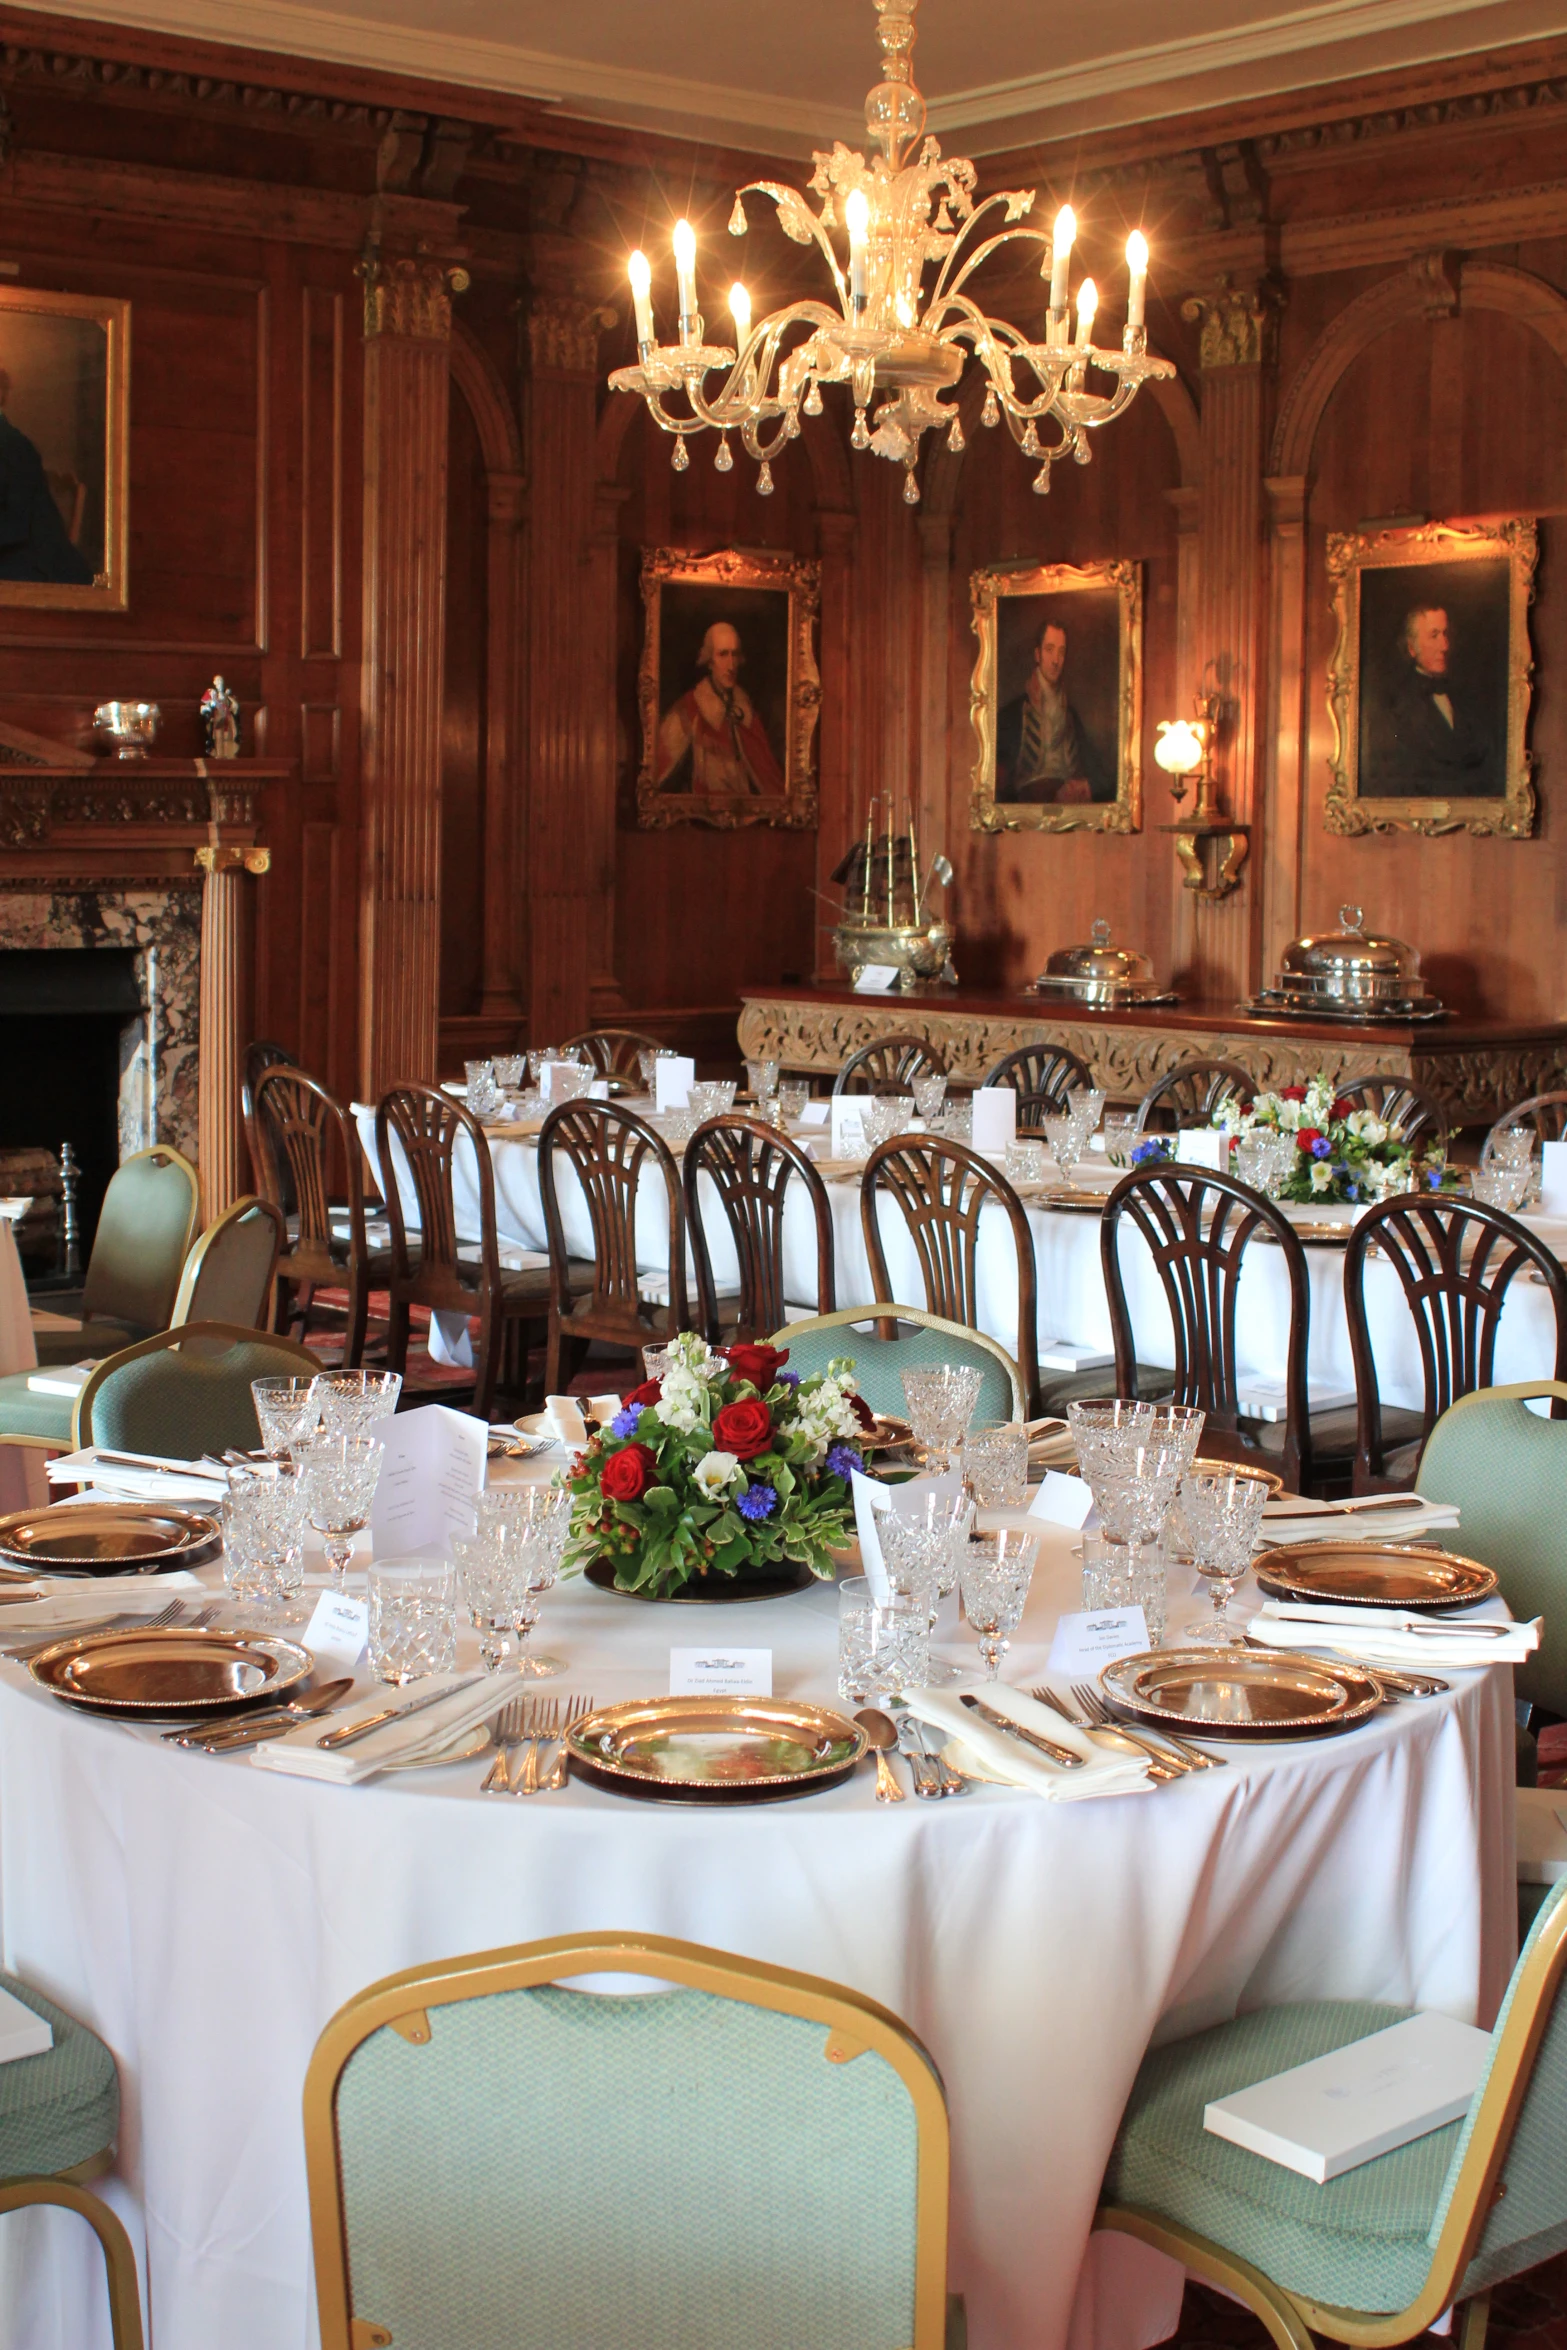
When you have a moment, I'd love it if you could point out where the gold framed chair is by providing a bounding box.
[168,1195,284,1331]
[775,1304,1023,1423]
[1094,1879,1567,2350]
[27,1144,200,1370]
[304,1931,958,2350]
[73,1321,320,1456]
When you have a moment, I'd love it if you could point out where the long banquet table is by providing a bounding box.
[356,1108,1567,1412]
[0,1492,1516,2350]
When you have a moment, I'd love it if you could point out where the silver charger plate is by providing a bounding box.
[30,1628,314,1719]
[1100,1647,1384,1739]
[0,1502,220,1575]
[1255,1541,1498,1611]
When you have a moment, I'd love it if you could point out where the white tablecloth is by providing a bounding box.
[354,1111,1567,1412]
[0,1221,47,1512]
[0,1513,1515,2350]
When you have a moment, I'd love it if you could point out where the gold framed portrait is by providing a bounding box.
[0,286,130,611]
[969,559,1142,834]
[1325,517,1536,838]
[637,546,820,830]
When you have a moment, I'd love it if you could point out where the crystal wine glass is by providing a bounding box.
[310,1369,402,1438]
[1042,1112,1078,1187]
[250,1375,321,1462]
[1102,1110,1138,1169]
[297,1432,384,1585]
[453,1484,570,1675]
[1177,1467,1270,1645]
[901,1364,983,1474]
[912,1073,948,1121]
[1066,1397,1154,1481]
[745,1058,781,1102]
[959,1529,1039,1679]
[1069,1084,1107,1132]
[1472,1168,1530,1213]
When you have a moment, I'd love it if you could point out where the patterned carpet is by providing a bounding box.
[1171,2258,1567,2350]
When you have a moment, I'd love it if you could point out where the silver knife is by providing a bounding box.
[960,1692,1086,1770]
[317,1673,485,1750]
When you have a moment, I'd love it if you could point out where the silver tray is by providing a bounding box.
[0,1502,220,1575]
[1238,991,1448,1026]
[1100,1646,1383,1738]
[1254,1541,1498,1611]
[566,1695,865,1803]
[30,1628,313,1718]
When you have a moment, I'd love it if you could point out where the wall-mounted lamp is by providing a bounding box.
[1155,685,1248,900]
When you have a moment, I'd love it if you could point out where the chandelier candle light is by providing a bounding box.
[609,0,1171,504]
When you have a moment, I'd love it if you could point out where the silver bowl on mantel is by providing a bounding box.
[1034,919,1177,1009]
[1242,905,1447,1024]
[93,701,161,761]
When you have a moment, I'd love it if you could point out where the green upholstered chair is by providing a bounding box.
[305,1932,959,2350]
[73,1322,320,1458]
[0,1971,143,2349]
[1416,1380,1567,1724]
[167,1195,284,1332]
[1095,1878,1567,2350]
[775,1305,1023,1423]
[29,1144,200,1369]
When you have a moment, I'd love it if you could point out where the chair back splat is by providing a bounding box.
[684,1114,835,1344]
[1344,1195,1567,1491]
[833,1034,947,1098]
[538,1101,688,1389]
[1134,1060,1255,1134]
[304,1932,955,2350]
[377,1084,515,1419]
[560,1028,666,1088]
[862,1135,1040,1416]
[1102,1164,1312,1491]
[981,1042,1093,1129]
[254,1065,374,1367]
[1332,1076,1449,1158]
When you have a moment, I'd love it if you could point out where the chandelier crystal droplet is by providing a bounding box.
[608,2,1169,498]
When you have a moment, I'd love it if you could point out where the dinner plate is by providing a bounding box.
[566,1695,865,1804]
[0,1502,220,1574]
[1100,1647,1383,1739]
[1254,1541,1498,1611]
[29,1628,313,1718]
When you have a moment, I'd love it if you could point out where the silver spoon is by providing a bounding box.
[853,1708,906,1803]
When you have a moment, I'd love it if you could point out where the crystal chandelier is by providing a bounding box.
[608,0,1172,504]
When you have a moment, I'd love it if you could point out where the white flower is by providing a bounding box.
[666,1331,721,1383]
[654,1366,708,1433]
[692,1449,740,1498]
[1275,1098,1303,1132]
[1309,1158,1336,1193]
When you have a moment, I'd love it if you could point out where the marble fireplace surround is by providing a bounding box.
[0,887,201,1164]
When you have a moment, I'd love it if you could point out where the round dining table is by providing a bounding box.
[0,1491,1515,2350]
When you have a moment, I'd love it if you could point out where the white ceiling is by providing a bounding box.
[17,0,1567,153]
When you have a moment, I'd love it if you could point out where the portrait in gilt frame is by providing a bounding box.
[969,559,1142,834]
[0,286,129,612]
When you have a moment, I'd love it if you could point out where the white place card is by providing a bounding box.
[1028,1470,1096,1529]
[852,1473,894,1607]
[1540,1139,1567,1216]
[369,1404,487,1561]
[538,1060,580,1103]
[670,1647,773,1697]
[303,1589,369,1673]
[970,1086,1016,1154]
[1175,1129,1231,1171]
[830,1095,872,1159]
[1038,1340,1114,1374]
[654,1055,696,1111]
[1204,2009,1490,2183]
[798,1100,830,1127]
[852,964,900,993]
[1046,1606,1150,1675]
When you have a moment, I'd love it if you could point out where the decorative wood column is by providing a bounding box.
[478,466,526,1020]
[357,245,467,1097]
[1262,471,1309,981]
[523,290,616,1040]
[196,778,269,1221]
[1176,277,1282,999]
[813,506,858,979]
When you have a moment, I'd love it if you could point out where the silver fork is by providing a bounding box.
[3,1597,186,1661]
[1071,1680,1223,1772]
[541,1694,596,1792]
[1033,1684,1183,1783]
[481,1697,528,1794]
[511,1697,562,1796]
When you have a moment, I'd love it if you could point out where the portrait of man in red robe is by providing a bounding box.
[655,620,785,800]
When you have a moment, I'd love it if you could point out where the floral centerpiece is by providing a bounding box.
[1214,1076,1450,1207]
[562,1331,868,1600]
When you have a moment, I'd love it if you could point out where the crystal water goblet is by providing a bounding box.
[492,1054,525,1089]
[250,1374,321,1462]
[877,1498,973,1686]
[1177,1467,1270,1646]
[960,1529,1039,1680]
[297,1432,384,1585]
[1233,1132,1273,1194]
[367,1560,458,1684]
[777,1079,809,1125]
[1144,1404,1206,1473]
[745,1058,781,1102]
[1102,1110,1138,1169]
[1042,1113,1078,1186]
[1488,1125,1536,1170]
[1472,1167,1530,1213]
[1066,1397,1154,1480]
[1069,1085,1106,1134]
[901,1364,983,1474]
[690,1080,737,1118]
[912,1073,948,1121]
[311,1369,402,1436]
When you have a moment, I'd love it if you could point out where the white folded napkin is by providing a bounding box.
[1250,1599,1541,1671]
[1025,1418,1077,1472]
[546,1395,589,1447]
[0,1573,206,1628]
[251,1673,507,1784]
[1260,1493,1460,1547]
[45,1449,230,1508]
[901,1681,1151,1800]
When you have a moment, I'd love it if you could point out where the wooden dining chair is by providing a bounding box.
[1332,1075,1450,1158]
[683,1114,835,1344]
[1483,1090,1567,1162]
[377,1083,554,1419]
[980,1042,1094,1129]
[1343,1193,1567,1492]
[560,1027,665,1091]
[1101,1162,1324,1493]
[241,1037,296,1203]
[861,1134,1042,1416]
[253,1064,389,1367]
[1133,1059,1255,1132]
[537,1099,690,1390]
[833,1034,947,1097]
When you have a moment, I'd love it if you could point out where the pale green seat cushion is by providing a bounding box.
[0,1974,119,2180]
[88,1340,316,1458]
[1102,2001,1453,2313]
[335,1982,924,2350]
[1419,1394,1567,1717]
[0,1373,75,1446]
[782,1320,1016,1425]
[31,1319,143,1370]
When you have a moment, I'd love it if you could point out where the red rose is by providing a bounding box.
[600,1442,658,1502]
[712,1397,774,1461]
[1330,1097,1355,1123]
[847,1391,876,1431]
[622,1378,663,1410]
[722,1343,788,1391]
[1279,1085,1308,1102]
[1296,1127,1324,1153]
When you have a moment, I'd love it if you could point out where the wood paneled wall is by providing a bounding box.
[8,13,1567,1109]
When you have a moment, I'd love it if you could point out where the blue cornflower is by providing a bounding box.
[1426,1167,1443,1189]
[825,1440,863,1480]
[1311,1136,1332,1159]
[737,1482,778,1521]
[610,1403,643,1438]
[1344,1183,1360,1202]
[776,1370,801,1390]
[1130,1137,1170,1166]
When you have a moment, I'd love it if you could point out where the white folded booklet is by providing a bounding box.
[26,1363,94,1397]
[1204,2009,1490,2183]
[0,1985,52,2066]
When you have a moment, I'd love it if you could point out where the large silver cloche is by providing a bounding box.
[1035,919,1176,1009]
[1246,905,1446,1022]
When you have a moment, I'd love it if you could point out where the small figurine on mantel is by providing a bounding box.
[200,675,240,759]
